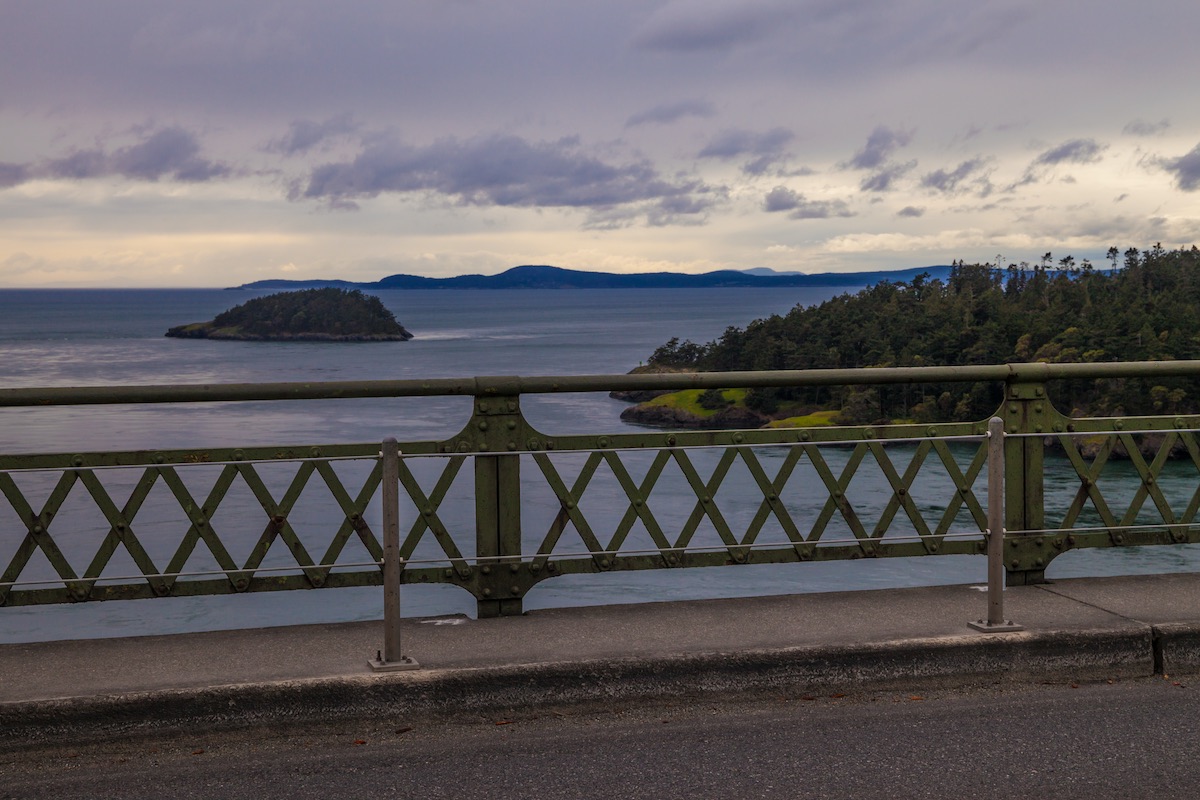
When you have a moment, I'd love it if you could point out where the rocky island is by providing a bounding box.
[165,288,413,341]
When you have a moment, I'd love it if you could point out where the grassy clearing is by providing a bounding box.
[764,409,839,428]
[645,388,747,417]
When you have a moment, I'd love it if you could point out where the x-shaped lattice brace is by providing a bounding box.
[396,455,470,576]
[530,440,990,567]
[0,458,398,600]
[1059,430,1200,542]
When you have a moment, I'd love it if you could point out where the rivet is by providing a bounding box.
[232,449,245,461]
[734,553,745,563]
[457,441,471,453]
[510,585,520,595]
[71,455,84,467]
[1008,406,1018,414]
[1035,387,1044,397]
[768,494,777,501]
[507,402,517,412]
[423,507,433,516]
[1145,477,1155,485]
[310,447,321,457]
[444,568,454,579]
[509,564,519,574]
[1035,558,1044,567]
[666,435,676,446]
[235,579,248,590]
[482,588,492,597]
[506,421,517,430]
[479,402,489,412]
[1176,418,1186,428]
[311,576,325,588]
[929,542,939,552]
[600,558,610,568]
[927,427,938,436]
[32,524,43,534]
[1035,537,1043,546]
[865,428,875,438]
[667,555,678,564]
[733,433,744,443]
[598,437,610,448]
[800,432,810,441]
[507,441,517,450]
[1034,403,1043,413]
[1115,534,1124,544]
[116,522,126,531]
[530,563,541,573]
[1010,559,1020,569]
[478,421,489,431]
[566,500,575,510]
[1114,421,1124,430]
[634,498,643,507]
[153,453,166,464]
[481,565,492,575]
[897,488,906,496]
[702,496,710,504]
[1010,389,1020,399]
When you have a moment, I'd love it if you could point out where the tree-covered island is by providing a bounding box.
[621,245,1200,429]
[166,288,414,341]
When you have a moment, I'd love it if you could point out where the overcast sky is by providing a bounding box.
[3,0,1200,287]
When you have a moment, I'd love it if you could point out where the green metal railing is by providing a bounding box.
[3,361,1200,618]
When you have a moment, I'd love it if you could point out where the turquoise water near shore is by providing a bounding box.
[1,287,1198,642]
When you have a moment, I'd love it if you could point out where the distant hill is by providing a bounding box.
[234,264,954,291]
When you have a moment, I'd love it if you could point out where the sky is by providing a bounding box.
[3,1,1200,288]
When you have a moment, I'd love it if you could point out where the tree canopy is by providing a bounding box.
[167,288,413,341]
[646,245,1200,423]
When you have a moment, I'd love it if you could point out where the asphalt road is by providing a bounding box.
[4,677,1199,799]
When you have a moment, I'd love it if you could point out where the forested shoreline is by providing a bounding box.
[640,245,1200,424]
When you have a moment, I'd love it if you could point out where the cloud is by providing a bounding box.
[1031,138,1105,168]
[844,126,913,171]
[1009,138,1107,189]
[36,127,231,184]
[1123,118,1170,137]
[265,114,360,155]
[763,186,853,219]
[1158,142,1200,191]
[0,162,31,188]
[296,133,717,222]
[896,205,924,218]
[626,100,716,127]
[860,160,916,192]
[920,157,990,194]
[630,0,793,53]
[698,127,794,174]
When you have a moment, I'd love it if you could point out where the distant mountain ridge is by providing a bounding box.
[234,264,954,291]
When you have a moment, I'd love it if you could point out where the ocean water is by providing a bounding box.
[1,287,1198,643]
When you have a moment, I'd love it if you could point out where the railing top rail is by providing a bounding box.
[4,360,1200,407]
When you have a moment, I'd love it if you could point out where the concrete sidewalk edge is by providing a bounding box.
[0,625,1155,745]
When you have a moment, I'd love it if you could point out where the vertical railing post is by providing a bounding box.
[471,384,527,618]
[969,417,1022,632]
[369,437,419,671]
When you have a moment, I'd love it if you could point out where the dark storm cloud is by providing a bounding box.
[296,134,715,220]
[1031,138,1105,168]
[1123,119,1170,137]
[265,114,360,156]
[1159,143,1200,191]
[631,1,793,52]
[860,160,916,192]
[763,186,853,219]
[39,127,230,183]
[896,205,924,218]
[844,126,913,171]
[626,100,716,127]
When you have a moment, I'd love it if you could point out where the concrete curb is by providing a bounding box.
[0,625,1154,745]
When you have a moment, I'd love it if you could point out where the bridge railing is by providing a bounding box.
[3,361,1200,617]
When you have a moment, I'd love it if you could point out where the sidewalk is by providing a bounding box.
[3,573,1200,741]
